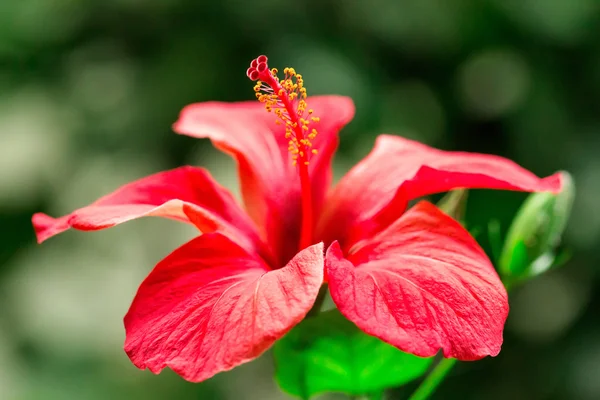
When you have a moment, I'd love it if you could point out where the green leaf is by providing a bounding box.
[499,171,575,280]
[274,309,434,399]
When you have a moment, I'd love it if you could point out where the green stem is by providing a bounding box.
[406,358,457,400]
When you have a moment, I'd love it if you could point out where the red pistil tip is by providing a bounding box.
[247,55,271,81]
[257,62,268,73]
[246,68,259,81]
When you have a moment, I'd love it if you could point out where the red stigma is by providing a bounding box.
[246,55,270,82]
[246,68,259,81]
[257,62,268,73]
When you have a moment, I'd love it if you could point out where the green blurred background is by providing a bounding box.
[1,0,599,399]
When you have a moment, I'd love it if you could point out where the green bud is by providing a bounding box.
[499,172,574,281]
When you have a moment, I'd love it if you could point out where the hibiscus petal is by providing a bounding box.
[173,96,354,264]
[326,201,508,360]
[318,134,563,250]
[124,233,324,382]
[32,166,265,256]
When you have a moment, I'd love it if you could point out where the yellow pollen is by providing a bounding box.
[251,63,320,165]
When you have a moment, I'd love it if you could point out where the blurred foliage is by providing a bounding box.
[0,0,599,399]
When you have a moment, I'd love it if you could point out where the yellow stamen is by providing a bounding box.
[252,64,320,165]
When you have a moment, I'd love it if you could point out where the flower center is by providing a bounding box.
[247,55,319,250]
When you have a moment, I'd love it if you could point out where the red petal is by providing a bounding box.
[326,201,508,360]
[173,96,354,264]
[318,135,563,250]
[124,234,324,382]
[32,166,265,257]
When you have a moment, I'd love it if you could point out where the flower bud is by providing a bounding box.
[499,172,574,281]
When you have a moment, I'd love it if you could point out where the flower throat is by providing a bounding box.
[246,55,319,250]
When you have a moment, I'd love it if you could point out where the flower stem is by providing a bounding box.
[406,358,457,400]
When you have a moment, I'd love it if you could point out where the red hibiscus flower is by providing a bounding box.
[32,55,563,382]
